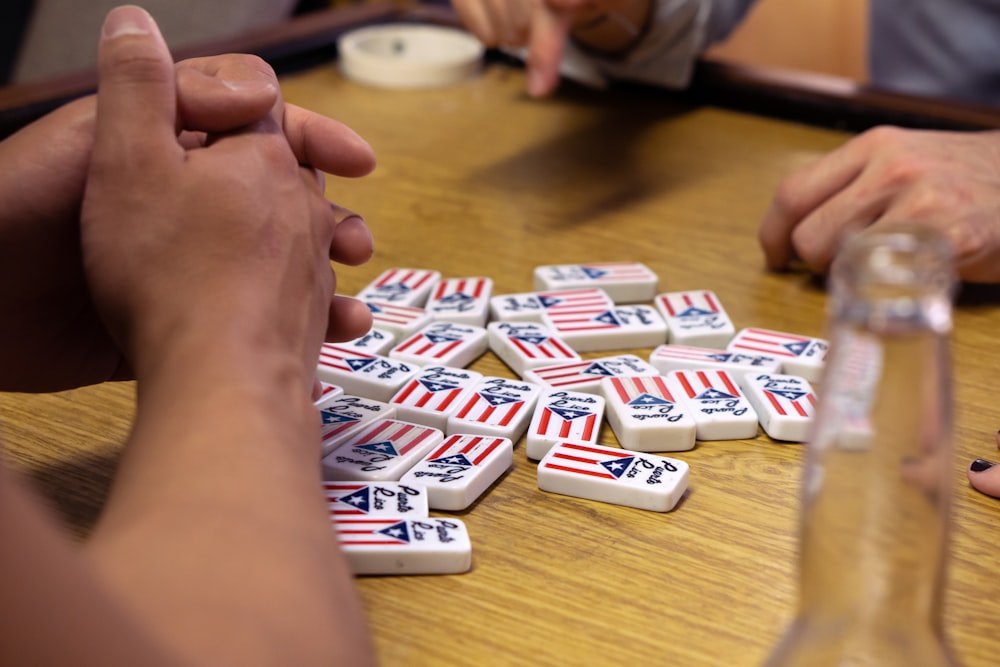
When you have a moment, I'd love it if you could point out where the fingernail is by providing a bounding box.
[102,5,154,39]
[222,79,275,92]
[970,458,996,473]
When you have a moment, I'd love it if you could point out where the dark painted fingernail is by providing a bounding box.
[970,458,996,473]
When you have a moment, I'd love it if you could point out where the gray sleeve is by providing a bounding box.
[562,0,757,89]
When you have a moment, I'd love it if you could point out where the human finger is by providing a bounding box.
[328,205,374,266]
[758,140,871,271]
[480,0,529,46]
[326,295,374,343]
[526,3,572,97]
[175,57,278,133]
[783,181,891,274]
[453,0,503,46]
[283,104,376,178]
[968,457,1000,498]
[91,6,181,167]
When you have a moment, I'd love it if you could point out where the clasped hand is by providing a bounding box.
[0,11,376,393]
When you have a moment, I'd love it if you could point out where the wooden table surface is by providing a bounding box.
[5,59,1000,666]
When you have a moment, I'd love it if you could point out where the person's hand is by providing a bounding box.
[80,6,368,395]
[452,0,646,97]
[759,126,1000,283]
[0,29,374,392]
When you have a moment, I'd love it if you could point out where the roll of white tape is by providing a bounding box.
[338,24,485,89]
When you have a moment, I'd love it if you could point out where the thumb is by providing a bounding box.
[526,5,572,97]
[92,5,180,166]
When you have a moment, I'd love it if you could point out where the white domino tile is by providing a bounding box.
[654,290,735,349]
[317,344,419,402]
[324,481,429,518]
[738,373,817,443]
[487,321,580,376]
[362,301,433,339]
[522,354,659,394]
[321,419,444,482]
[335,327,397,356]
[334,516,472,575]
[489,288,613,323]
[389,321,488,368]
[649,344,781,376]
[666,369,759,440]
[542,304,667,353]
[389,366,483,431]
[446,376,542,440]
[600,376,696,452]
[525,390,605,460]
[426,277,493,326]
[400,434,513,510]
[533,262,658,303]
[318,394,397,456]
[727,328,828,382]
[537,440,688,512]
[314,382,344,405]
[356,268,441,307]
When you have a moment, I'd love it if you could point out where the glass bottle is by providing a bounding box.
[764,223,960,666]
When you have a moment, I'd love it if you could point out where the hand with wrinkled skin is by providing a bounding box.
[759,125,1000,283]
[0,52,375,393]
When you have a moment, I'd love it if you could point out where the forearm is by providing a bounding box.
[83,339,374,667]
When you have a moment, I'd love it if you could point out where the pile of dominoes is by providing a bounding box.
[318,262,828,576]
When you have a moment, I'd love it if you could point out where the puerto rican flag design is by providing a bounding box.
[450,377,540,429]
[761,383,817,417]
[318,345,413,381]
[356,268,440,305]
[323,482,428,518]
[540,441,639,480]
[525,355,658,390]
[728,328,826,360]
[489,322,578,362]
[333,517,466,547]
[669,369,746,402]
[318,396,395,455]
[655,290,724,318]
[532,395,602,442]
[421,434,508,470]
[510,333,576,361]
[392,328,466,361]
[650,344,782,371]
[319,344,377,374]
[536,288,613,310]
[538,441,689,512]
[391,376,471,414]
[543,305,624,333]
[535,263,657,303]
[427,277,492,313]
[341,419,440,460]
[320,405,366,439]
[604,375,682,408]
[542,262,656,284]
[453,388,530,427]
[744,374,818,418]
[362,301,431,335]
[314,382,343,404]
[489,288,613,321]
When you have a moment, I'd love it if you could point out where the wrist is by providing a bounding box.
[570,0,654,56]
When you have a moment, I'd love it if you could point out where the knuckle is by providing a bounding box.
[104,46,173,84]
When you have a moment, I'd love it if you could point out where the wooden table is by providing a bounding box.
[5,29,1000,667]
